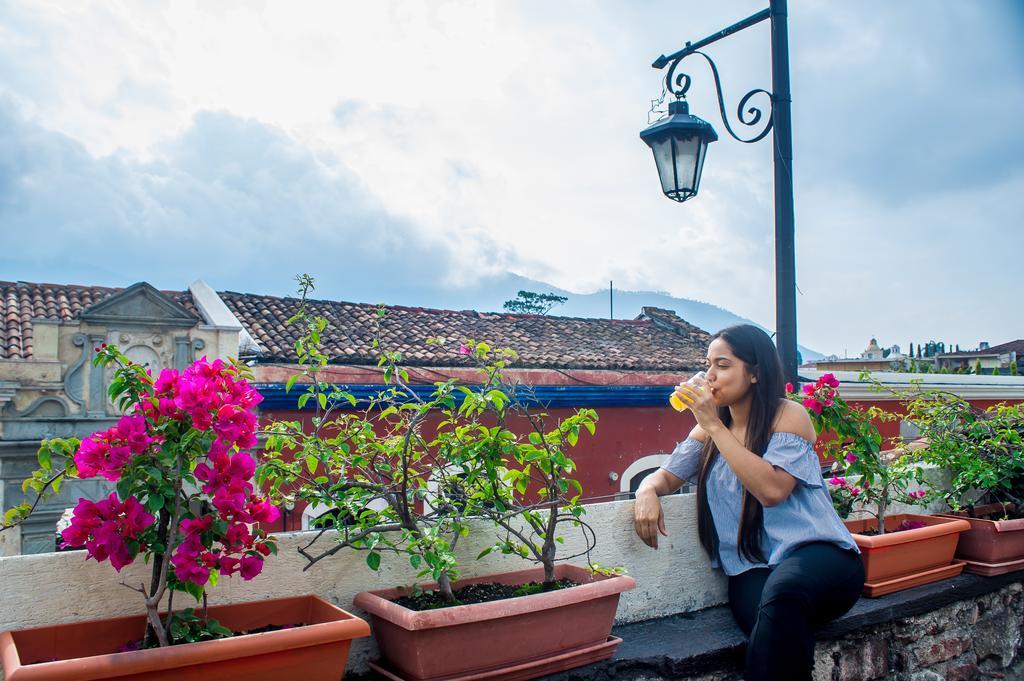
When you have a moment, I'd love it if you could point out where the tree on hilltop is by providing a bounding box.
[503,290,568,316]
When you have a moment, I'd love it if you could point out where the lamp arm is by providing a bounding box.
[665,50,773,144]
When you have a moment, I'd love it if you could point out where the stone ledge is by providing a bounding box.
[536,570,1024,681]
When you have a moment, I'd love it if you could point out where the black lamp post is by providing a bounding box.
[640,0,798,386]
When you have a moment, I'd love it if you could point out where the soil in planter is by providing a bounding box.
[118,622,303,654]
[393,579,578,611]
[963,504,1021,521]
[858,519,929,536]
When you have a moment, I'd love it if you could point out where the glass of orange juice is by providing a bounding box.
[669,371,708,412]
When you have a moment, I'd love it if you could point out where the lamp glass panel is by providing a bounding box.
[650,136,678,196]
[692,139,709,193]
[672,135,702,195]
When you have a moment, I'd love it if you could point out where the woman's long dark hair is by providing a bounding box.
[695,325,786,564]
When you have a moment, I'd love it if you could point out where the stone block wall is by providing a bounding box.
[676,582,1024,681]
[811,582,1023,681]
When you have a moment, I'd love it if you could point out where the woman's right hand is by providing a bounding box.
[633,488,668,549]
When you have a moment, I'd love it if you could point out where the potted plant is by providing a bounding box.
[903,392,1024,575]
[792,374,970,597]
[0,345,369,681]
[259,277,634,681]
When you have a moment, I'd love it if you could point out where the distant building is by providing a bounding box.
[811,338,910,373]
[934,340,1023,373]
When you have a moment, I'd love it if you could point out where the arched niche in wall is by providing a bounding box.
[618,454,689,500]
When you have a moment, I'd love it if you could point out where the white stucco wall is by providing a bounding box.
[0,494,723,674]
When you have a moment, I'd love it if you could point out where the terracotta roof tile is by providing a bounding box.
[220,292,710,372]
[0,281,197,360]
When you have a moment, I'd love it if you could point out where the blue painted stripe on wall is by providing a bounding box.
[255,383,673,409]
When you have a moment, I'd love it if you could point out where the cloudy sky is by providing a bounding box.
[1,1,1021,355]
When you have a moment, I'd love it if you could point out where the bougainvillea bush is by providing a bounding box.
[789,373,929,533]
[2,346,278,647]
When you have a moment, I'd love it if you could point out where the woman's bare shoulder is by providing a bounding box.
[773,399,817,443]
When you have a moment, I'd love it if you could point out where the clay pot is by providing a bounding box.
[935,504,1024,576]
[844,513,971,597]
[353,563,636,681]
[0,595,369,681]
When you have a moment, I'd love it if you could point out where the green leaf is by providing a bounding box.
[183,581,205,602]
[306,454,318,475]
[410,554,421,569]
[285,373,299,393]
[477,547,494,560]
[37,447,52,471]
[318,392,327,410]
[366,551,382,571]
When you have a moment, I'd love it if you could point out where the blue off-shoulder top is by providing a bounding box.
[660,431,859,576]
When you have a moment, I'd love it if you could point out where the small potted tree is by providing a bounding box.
[792,374,969,597]
[1,346,368,681]
[260,278,634,681]
[905,393,1024,575]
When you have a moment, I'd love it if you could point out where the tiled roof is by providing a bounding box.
[1,282,197,360]
[220,292,710,371]
[980,340,1024,356]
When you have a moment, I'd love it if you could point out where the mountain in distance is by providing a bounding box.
[398,272,824,362]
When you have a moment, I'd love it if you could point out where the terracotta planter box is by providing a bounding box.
[936,505,1024,576]
[844,513,971,597]
[354,563,636,681]
[0,595,370,681]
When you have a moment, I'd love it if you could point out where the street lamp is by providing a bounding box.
[640,0,799,386]
[639,100,718,203]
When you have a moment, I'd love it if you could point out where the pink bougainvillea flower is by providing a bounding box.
[849,487,862,497]
[153,368,180,397]
[116,415,156,454]
[74,414,157,482]
[213,405,258,449]
[802,398,823,415]
[828,475,846,487]
[821,373,840,388]
[218,555,241,576]
[171,516,217,585]
[844,452,858,464]
[458,343,472,355]
[802,384,815,396]
[784,382,794,394]
[239,555,264,580]
[224,521,253,550]
[61,493,154,572]
[247,498,280,525]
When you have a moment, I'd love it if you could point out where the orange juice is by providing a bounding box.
[669,372,707,412]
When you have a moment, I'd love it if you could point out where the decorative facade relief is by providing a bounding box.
[0,281,243,555]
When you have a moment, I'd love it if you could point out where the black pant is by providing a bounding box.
[728,541,865,681]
